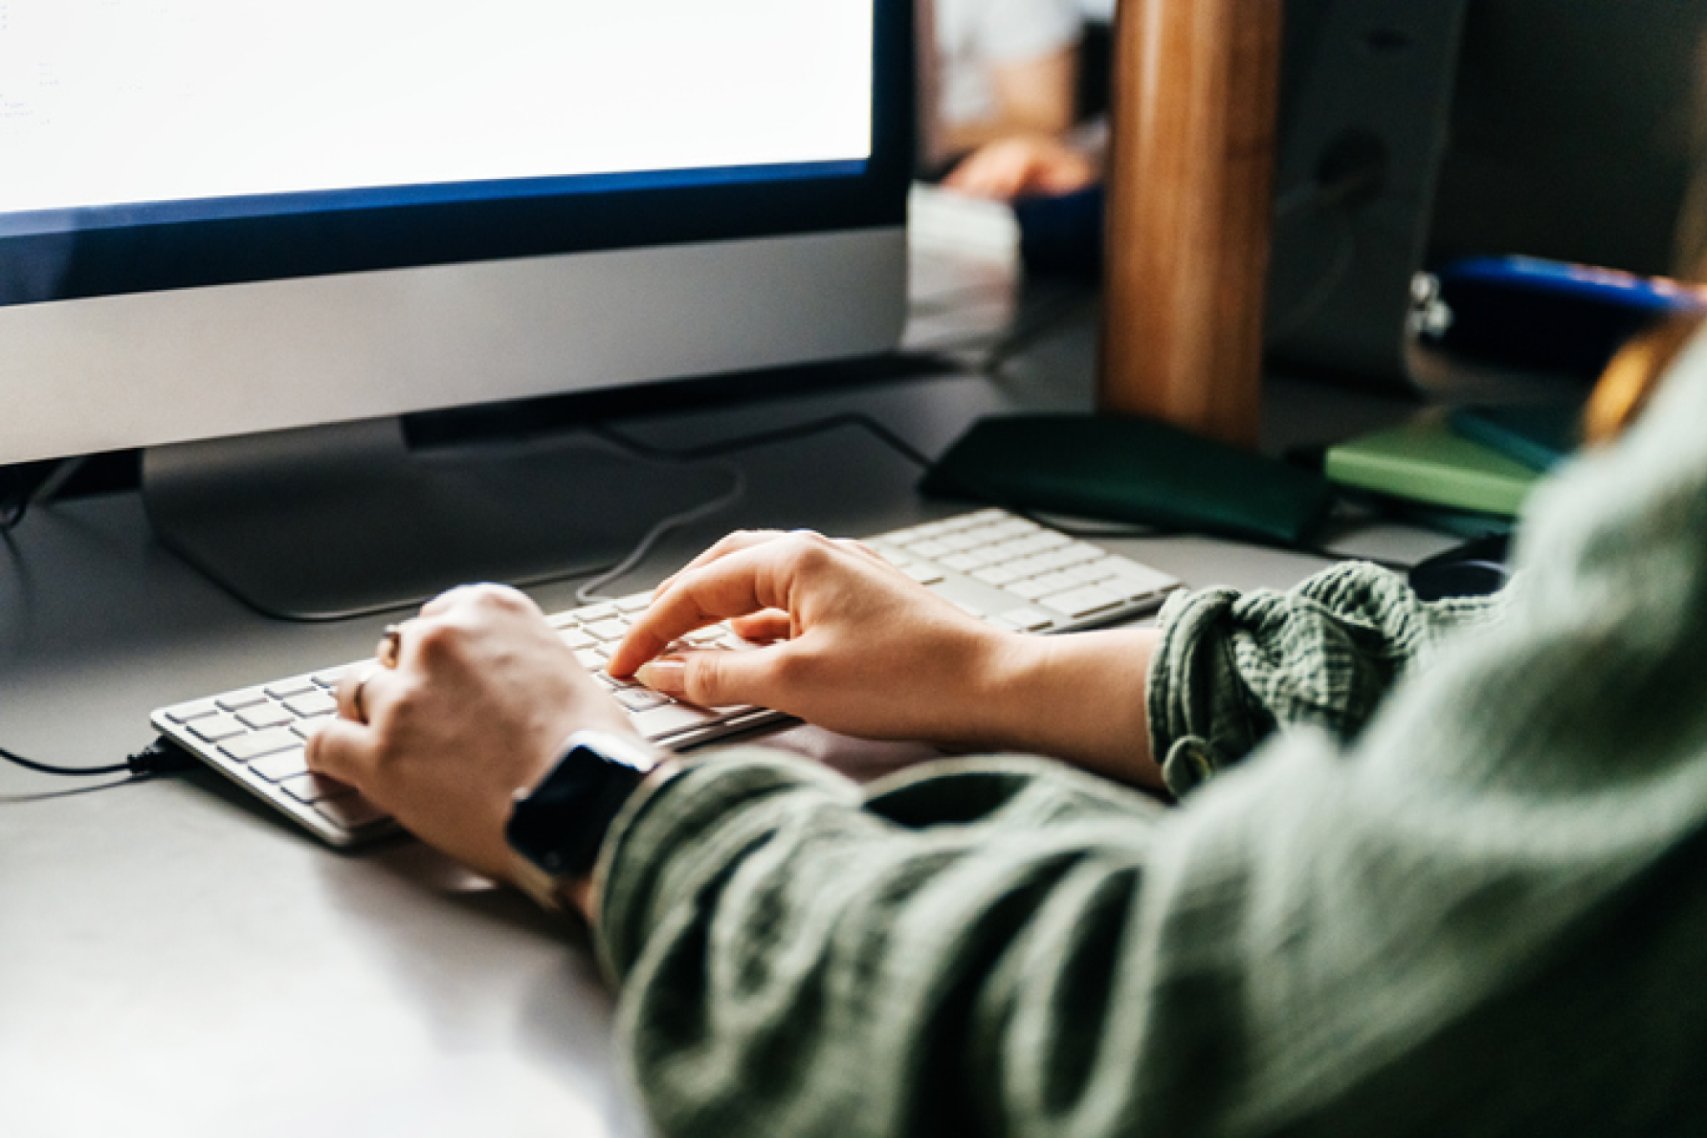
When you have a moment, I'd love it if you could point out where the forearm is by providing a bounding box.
[977,627,1162,789]
[597,750,1173,1138]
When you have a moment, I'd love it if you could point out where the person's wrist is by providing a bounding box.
[947,626,1052,752]
[504,729,670,914]
[548,757,681,926]
[986,629,1161,786]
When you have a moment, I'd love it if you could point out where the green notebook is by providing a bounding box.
[922,413,1334,545]
[1325,414,1542,518]
[1448,403,1582,473]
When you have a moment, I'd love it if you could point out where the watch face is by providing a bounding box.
[506,738,651,878]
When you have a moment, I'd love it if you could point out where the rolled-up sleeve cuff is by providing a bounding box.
[594,750,857,984]
[1146,588,1268,798]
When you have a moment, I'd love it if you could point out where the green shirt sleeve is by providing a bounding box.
[1146,561,1504,795]
[596,334,1707,1137]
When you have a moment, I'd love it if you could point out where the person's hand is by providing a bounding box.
[942,134,1101,202]
[306,584,637,888]
[605,530,1027,748]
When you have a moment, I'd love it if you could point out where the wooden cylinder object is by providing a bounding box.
[1099,0,1285,448]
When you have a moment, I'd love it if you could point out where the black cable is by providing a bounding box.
[589,412,1169,544]
[593,410,1426,578]
[0,471,28,534]
[590,410,934,468]
[1,737,196,779]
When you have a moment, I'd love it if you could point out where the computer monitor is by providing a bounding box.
[0,1,912,618]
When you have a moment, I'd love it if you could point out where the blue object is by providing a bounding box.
[1423,256,1707,380]
[1012,186,1105,280]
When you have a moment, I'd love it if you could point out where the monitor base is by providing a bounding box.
[142,417,724,622]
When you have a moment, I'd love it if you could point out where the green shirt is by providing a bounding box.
[595,336,1707,1136]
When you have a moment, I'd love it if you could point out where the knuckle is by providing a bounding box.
[409,619,461,661]
[768,647,816,690]
[719,529,765,554]
[683,652,723,702]
[784,531,836,570]
[466,582,528,612]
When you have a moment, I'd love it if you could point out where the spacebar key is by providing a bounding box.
[629,702,719,741]
[1040,586,1125,620]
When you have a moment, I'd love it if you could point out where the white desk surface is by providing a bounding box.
[0,226,1459,1137]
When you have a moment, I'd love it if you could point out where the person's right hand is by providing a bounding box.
[604,530,1028,748]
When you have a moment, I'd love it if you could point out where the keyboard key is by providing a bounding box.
[312,666,351,688]
[238,704,294,731]
[1004,554,1054,579]
[571,603,619,623]
[1100,562,1182,597]
[164,700,221,724]
[265,678,318,700]
[574,649,604,670]
[1040,586,1125,620]
[1010,573,1077,601]
[928,580,992,617]
[1050,543,1105,569]
[190,714,247,743]
[315,795,388,830]
[584,618,631,642]
[616,688,671,712]
[909,539,951,559]
[957,523,1008,546]
[1065,561,1121,585]
[251,747,310,783]
[284,692,338,718]
[903,564,945,585]
[281,773,352,805]
[615,593,652,614]
[942,550,996,572]
[985,538,1036,563]
[997,607,1055,632]
[220,728,300,763]
[973,564,1025,586]
[557,627,597,650]
[630,703,718,739]
[216,687,270,712]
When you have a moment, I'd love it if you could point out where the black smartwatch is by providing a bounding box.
[506,730,667,911]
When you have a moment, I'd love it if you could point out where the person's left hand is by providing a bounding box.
[307,584,637,887]
[942,134,1100,201]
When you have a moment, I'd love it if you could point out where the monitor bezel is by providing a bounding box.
[0,1,913,309]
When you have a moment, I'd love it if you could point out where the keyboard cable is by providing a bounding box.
[587,411,1418,576]
[1,737,195,781]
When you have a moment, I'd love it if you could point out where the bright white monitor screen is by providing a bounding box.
[0,1,907,617]
[0,0,875,230]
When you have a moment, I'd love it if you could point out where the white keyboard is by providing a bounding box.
[151,509,1182,847]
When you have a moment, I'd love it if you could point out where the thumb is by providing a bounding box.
[638,647,790,710]
[305,717,371,791]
